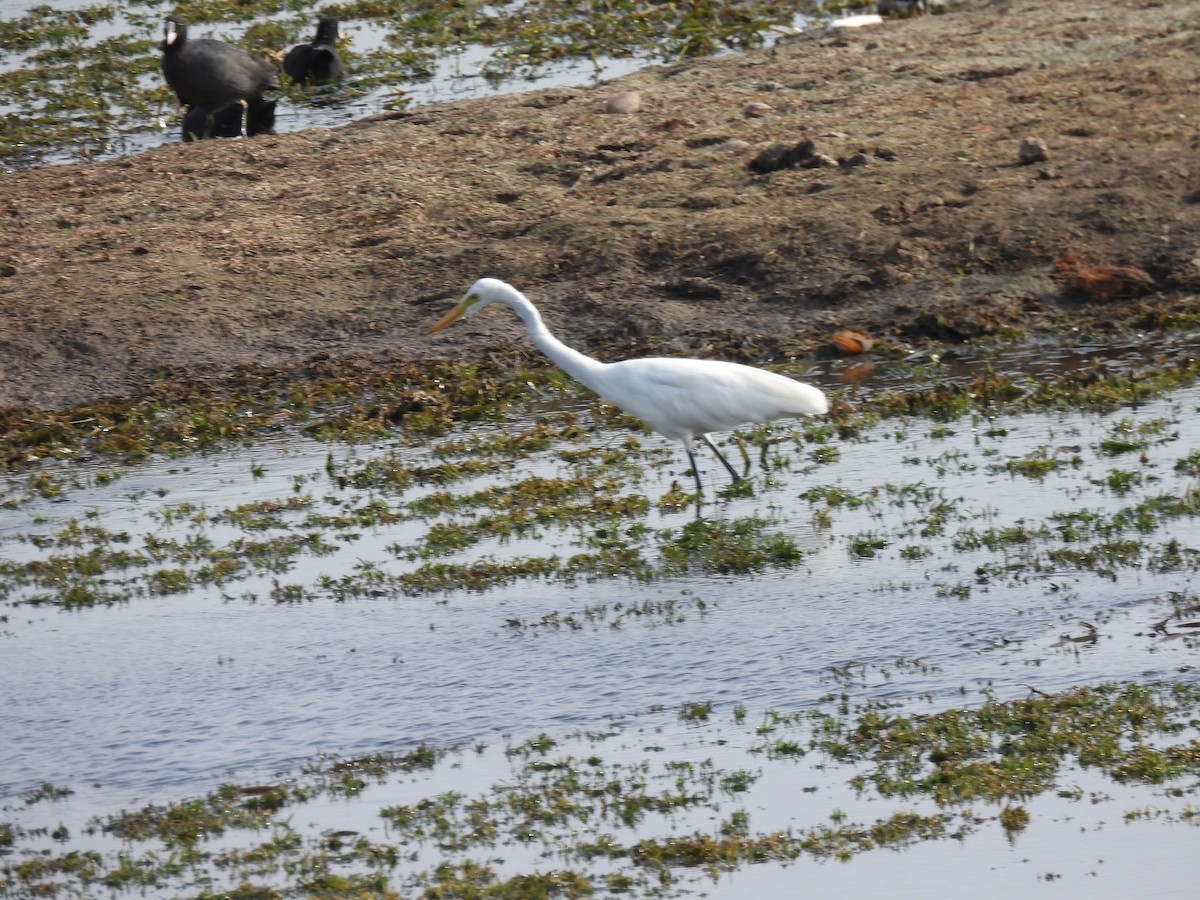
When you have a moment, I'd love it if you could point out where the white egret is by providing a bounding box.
[429,279,829,494]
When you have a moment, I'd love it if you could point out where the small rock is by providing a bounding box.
[660,278,723,300]
[713,139,752,153]
[885,240,930,265]
[601,91,641,114]
[743,101,773,118]
[757,81,783,92]
[748,138,817,174]
[841,152,872,168]
[1018,136,1049,164]
[749,144,791,174]
[872,146,898,161]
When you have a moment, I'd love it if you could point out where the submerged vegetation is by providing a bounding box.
[3,681,1199,897]
[3,340,1200,896]
[2,340,1195,475]
[2,343,1199,605]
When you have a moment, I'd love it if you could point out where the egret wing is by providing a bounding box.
[599,358,824,440]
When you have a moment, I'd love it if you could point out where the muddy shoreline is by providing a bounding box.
[1,0,1197,411]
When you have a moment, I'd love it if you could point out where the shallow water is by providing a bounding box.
[3,344,1199,899]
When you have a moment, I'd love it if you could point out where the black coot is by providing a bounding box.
[181,97,276,142]
[161,17,277,138]
[283,17,345,86]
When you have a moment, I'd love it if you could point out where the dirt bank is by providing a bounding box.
[1,0,1197,411]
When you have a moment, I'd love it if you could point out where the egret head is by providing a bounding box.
[429,278,518,334]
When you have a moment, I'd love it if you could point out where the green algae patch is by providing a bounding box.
[810,682,1200,804]
[4,343,1197,489]
[658,516,803,575]
[0,357,533,472]
[6,344,1200,605]
[9,680,1199,898]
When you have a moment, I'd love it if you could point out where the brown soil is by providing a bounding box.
[2,0,1198,412]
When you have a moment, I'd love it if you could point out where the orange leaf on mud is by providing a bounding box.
[831,329,875,354]
[1054,249,1155,301]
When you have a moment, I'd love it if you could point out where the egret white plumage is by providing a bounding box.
[429,278,829,494]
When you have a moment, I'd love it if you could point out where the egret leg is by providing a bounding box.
[701,434,742,484]
[238,98,250,137]
[685,447,705,495]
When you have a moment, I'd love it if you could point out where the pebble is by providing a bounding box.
[713,139,752,153]
[743,102,773,118]
[1019,136,1049,164]
[601,91,641,114]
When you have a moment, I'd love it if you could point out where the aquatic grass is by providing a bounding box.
[871,357,1199,424]
[818,682,1200,805]
[0,358,532,472]
[678,701,714,722]
[22,782,74,805]
[7,680,1200,897]
[1095,467,1145,495]
[1,521,343,607]
[217,495,315,531]
[9,356,1200,605]
[988,445,1081,480]
[104,796,275,848]
[2,348,1197,487]
[848,531,888,558]
[657,516,803,575]
[800,483,875,509]
[1175,449,1200,476]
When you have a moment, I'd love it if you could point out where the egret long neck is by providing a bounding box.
[510,299,609,393]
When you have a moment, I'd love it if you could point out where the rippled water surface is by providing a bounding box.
[3,344,1199,896]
